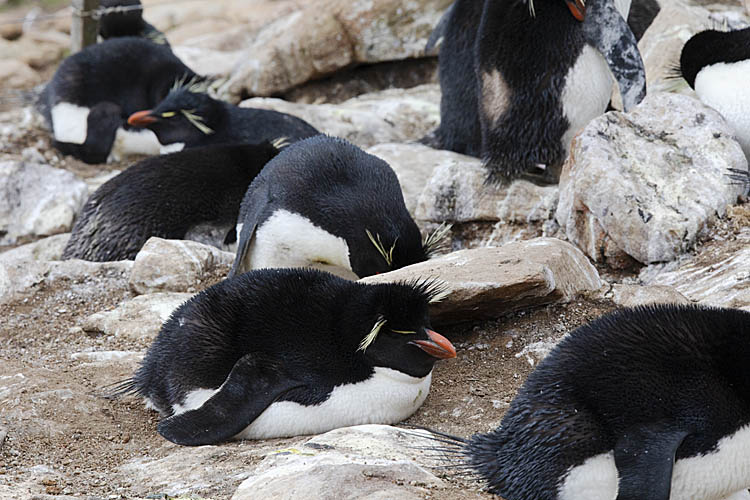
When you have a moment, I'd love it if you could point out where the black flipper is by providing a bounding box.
[425,1,456,55]
[614,424,689,500]
[52,101,124,164]
[227,177,271,279]
[158,354,304,446]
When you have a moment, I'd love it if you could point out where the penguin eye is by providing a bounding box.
[391,329,416,335]
[161,111,176,118]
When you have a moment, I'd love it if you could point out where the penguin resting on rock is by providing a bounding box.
[98,0,168,45]
[116,268,456,446]
[38,37,197,164]
[424,0,646,183]
[428,304,750,500]
[679,26,750,159]
[62,140,284,262]
[126,84,320,154]
[229,135,446,280]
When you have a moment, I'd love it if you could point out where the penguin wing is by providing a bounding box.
[614,423,690,500]
[425,1,455,55]
[228,179,271,278]
[157,354,304,446]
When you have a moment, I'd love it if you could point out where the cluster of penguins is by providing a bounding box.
[30,0,750,498]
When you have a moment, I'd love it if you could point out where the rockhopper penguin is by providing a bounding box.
[428,304,750,500]
[38,37,197,164]
[126,84,320,154]
[117,268,456,446]
[424,0,646,184]
[62,140,284,262]
[228,135,447,280]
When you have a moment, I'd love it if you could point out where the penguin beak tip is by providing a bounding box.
[566,0,586,21]
[411,329,457,360]
[127,110,158,126]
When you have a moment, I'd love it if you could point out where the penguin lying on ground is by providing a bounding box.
[228,135,447,280]
[38,37,197,164]
[423,0,646,184]
[115,268,456,446]
[98,0,168,45]
[679,26,750,159]
[62,140,284,262]
[126,84,319,154]
[428,304,750,500]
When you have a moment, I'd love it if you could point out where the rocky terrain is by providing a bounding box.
[1,0,750,499]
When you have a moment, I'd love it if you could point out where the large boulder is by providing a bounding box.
[362,238,602,325]
[556,93,747,268]
[0,161,88,245]
[0,234,70,264]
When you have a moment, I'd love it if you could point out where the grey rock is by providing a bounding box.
[240,84,440,149]
[81,292,192,340]
[0,58,39,90]
[0,233,70,263]
[129,238,234,295]
[0,161,88,245]
[607,284,691,308]
[70,350,143,365]
[362,238,602,325]
[556,93,748,267]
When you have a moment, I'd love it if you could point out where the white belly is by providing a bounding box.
[695,60,750,158]
[558,424,750,500]
[107,127,162,162]
[51,102,89,144]
[560,44,614,155]
[246,209,354,279]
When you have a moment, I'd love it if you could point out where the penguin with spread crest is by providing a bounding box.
[62,140,284,262]
[116,268,456,446]
[228,135,448,280]
[679,26,750,159]
[429,304,750,500]
[423,0,647,183]
[126,84,320,154]
[38,37,197,164]
[98,0,168,45]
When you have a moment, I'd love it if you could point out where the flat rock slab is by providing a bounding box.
[607,284,690,308]
[240,84,440,149]
[0,233,70,264]
[129,238,234,295]
[362,238,602,325]
[556,92,748,267]
[81,293,193,340]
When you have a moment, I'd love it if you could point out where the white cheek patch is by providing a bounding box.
[160,142,185,155]
[695,60,750,158]
[233,368,432,440]
[247,209,352,275]
[107,127,162,162]
[560,44,614,154]
[51,102,90,144]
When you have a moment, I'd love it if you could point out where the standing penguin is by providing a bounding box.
[116,268,456,446]
[98,0,168,45]
[430,304,750,500]
[62,140,283,262]
[425,0,646,183]
[38,37,197,164]
[228,136,442,280]
[126,85,320,154]
[680,27,750,159]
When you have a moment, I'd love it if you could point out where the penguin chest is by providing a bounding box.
[246,209,355,279]
[107,127,161,162]
[694,60,750,157]
[557,423,750,500]
[559,45,614,154]
[233,368,433,440]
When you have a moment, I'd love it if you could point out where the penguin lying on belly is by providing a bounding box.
[117,268,456,446]
[429,304,750,500]
[228,135,444,280]
[126,85,320,154]
[425,0,646,184]
[98,0,168,45]
[38,37,197,164]
[62,140,283,262]
[679,27,750,160]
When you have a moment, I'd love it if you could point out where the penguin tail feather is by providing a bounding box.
[727,168,750,188]
[98,378,139,400]
[399,425,478,472]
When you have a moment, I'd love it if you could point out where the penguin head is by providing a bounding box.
[98,0,144,39]
[127,84,220,146]
[355,280,455,378]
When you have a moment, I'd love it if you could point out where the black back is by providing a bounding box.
[143,89,320,148]
[465,305,750,499]
[132,268,442,414]
[680,27,750,88]
[232,135,427,278]
[62,142,280,261]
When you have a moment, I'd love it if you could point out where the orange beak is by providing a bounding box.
[410,329,456,359]
[566,0,585,21]
[127,110,157,126]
